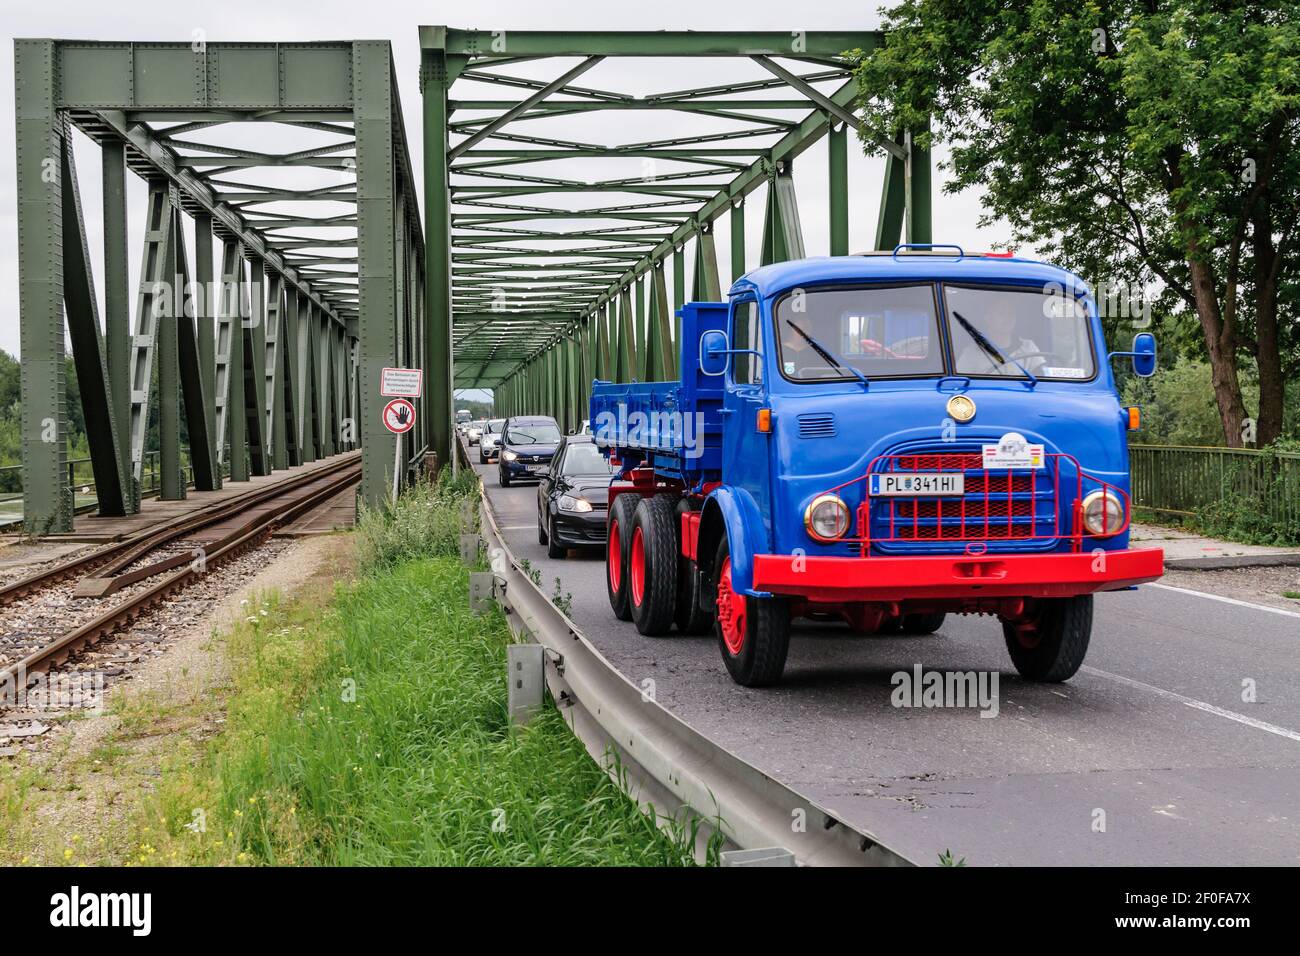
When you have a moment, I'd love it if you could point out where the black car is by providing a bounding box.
[497,416,562,487]
[535,435,617,558]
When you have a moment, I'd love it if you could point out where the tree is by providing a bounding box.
[851,0,1299,446]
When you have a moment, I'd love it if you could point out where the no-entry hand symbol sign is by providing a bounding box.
[383,398,417,434]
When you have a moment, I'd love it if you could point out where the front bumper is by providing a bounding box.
[553,509,607,546]
[501,457,549,479]
[751,548,1164,601]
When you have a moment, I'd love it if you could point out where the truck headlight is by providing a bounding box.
[805,494,850,542]
[502,450,518,462]
[558,494,592,513]
[1081,490,1123,536]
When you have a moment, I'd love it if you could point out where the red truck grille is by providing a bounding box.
[816,449,1132,554]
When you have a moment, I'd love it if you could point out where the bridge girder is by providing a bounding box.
[420,27,931,429]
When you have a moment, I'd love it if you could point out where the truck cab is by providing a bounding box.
[592,248,1163,687]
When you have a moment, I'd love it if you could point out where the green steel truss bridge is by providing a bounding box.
[14,27,931,531]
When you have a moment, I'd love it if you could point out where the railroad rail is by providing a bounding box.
[0,455,360,695]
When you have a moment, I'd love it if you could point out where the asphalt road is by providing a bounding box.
[475,459,1300,866]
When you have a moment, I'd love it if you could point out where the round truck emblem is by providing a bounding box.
[946,394,976,422]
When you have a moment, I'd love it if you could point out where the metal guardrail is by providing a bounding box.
[464,434,913,867]
[1130,443,1300,527]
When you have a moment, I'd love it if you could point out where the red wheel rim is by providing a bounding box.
[608,517,622,592]
[717,557,747,655]
[630,526,646,607]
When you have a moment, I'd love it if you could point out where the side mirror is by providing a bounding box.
[536,466,549,478]
[1131,332,1157,378]
[699,329,729,376]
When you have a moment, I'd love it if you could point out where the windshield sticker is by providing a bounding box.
[1042,366,1088,378]
[784,361,796,375]
[982,432,1045,469]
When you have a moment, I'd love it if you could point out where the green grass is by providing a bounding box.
[139,475,707,866]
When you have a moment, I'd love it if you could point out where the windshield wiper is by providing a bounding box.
[785,320,869,391]
[951,310,1038,388]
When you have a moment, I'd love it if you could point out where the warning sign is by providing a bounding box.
[383,398,417,434]
[381,367,423,397]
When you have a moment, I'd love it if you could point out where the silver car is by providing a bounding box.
[479,418,506,463]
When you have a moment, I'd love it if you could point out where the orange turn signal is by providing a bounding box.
[1127,406,1141,430]
[756,408,772,433]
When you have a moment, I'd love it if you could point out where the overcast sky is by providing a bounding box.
[0,0,1009,379]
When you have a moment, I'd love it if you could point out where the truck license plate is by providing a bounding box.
[869,473,965,497]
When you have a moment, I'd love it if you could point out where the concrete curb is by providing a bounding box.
[1165,552,1300,571]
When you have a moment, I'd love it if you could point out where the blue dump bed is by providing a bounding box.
[590,301,726,483]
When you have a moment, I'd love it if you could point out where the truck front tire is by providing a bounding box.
[713,538,790,687]
[628,495,678,635]
[606,494,638,621]
[1002,595,1092,682]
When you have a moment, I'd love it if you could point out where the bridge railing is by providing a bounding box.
[0,451,235,527]
[1129,443,1300,531]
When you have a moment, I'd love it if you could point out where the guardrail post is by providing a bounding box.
[506,643,545,725]
[469,571,494,613]
[459,533,480,564]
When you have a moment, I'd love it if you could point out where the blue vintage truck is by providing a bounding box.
[591,247,1164,687]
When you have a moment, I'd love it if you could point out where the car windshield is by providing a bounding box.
[775,284,944,380]
[945,285,1095,380]
[484,419,504,434]
[507,421,561,444]
[561,443,615,476]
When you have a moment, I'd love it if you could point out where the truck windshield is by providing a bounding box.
[945,284,1095,380]
[774,284,943,381]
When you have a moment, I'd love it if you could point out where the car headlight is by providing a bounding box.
[1081,490,1123,535]
[502,450,518,462]
[558,494,592,513]
[804,493,851,541]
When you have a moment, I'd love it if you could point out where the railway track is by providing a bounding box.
[0,456,361,704]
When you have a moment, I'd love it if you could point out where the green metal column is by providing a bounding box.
[422,36,462,474]
[102,139,135,511]
[158,195,183,500]
[829,122,849,256]
[169,205,216,493]
[267,273,289,470]
[15,40,71,532]
[693,222,722,300]
[617,286,635,382]
[296,294,317,463]
[60,122,131,516]
[873,126,931,248]
[905,126,932,244]
[193,212,220,488]
[317,307,336,458]
[731,201,746,282]
[761,160,806,265]
[651,261,673,379]
[356,41,400,500]
[245,255,269,476]
[223,241,249,483]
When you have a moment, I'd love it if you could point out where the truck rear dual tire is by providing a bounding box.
[713,538,790,687]
[606,493,638,621]
[1002,595,1092,682]
[628,495,678,636]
